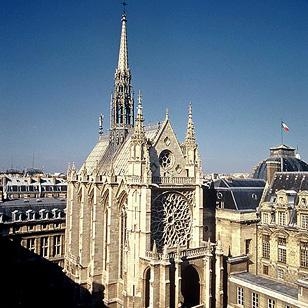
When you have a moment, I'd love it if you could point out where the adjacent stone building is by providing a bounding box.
[227,172,308,308]
[0,168,67,200]
[203,176,266,307]
[0,197,66,267]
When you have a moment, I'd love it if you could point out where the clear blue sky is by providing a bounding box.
[1,0,308,174]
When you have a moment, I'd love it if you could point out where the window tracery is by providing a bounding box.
[159,150,174,170]
[151,192,192,249]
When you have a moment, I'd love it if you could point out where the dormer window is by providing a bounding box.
[39,209,49,220]
[301,198,307,206]
[12,210,22,222]
[51,208,61,219]
[26,209,35,220]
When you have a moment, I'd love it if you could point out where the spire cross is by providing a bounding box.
[122,1,127,14]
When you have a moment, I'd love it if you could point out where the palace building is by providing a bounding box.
[227,172,308,308]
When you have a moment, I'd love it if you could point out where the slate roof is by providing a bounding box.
[0,198,66,223]
[263,172,308,202]
[213,178,266,211]
[231,272,298,299]
[4,176,66,186]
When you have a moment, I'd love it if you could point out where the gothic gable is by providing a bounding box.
[149,120,187,177]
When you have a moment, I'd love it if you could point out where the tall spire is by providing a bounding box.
[110,8,134,136]
[185,102,196,145]
[117,13,128,72]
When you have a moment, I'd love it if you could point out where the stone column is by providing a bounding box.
[159,246,171,308]
[203,239,213,308]
[174,245,183,308]
[215,239,224,308]
[149,243,160,308]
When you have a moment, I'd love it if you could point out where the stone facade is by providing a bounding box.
[216,209,258,273]
[257,172,308,283]
[0,197,66,267]
[63,11,219,308]
[227,172,308,308]
[0,169,67,200]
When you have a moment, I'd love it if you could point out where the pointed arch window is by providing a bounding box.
[144,268,151,307]
[119,195,128,279]
[102,192,109,271]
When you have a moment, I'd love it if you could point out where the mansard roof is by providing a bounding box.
[0,197,66,223]
[213,177,266,211]
[263,171,308,202]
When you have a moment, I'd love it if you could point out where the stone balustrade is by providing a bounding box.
[145,246,208,261]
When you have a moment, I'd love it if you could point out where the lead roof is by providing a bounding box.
[213,178,266,211]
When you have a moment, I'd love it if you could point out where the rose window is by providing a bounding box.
[159,150,174,170]
[151,192,192,249]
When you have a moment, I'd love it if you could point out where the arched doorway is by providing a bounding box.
[181,265,200,307]
[144,268,150,307]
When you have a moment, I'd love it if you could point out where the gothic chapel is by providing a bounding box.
[65,10,219,308]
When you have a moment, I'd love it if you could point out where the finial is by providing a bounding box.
[185,102,196,145]
[122,1,127,14]
[162,245,169,260]
[152,240,157,255]
[133,89,145,138]
[137,90,142,115]
[117,2,128,71]
[189,101,192,116]
[165,108,169,120]
[67,162,71,173]
[99,113,104,135]
[296,145,301,159]
[110,93,113,129]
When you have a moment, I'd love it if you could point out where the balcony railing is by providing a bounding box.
[125,176,196,185]
[145,246,208,261]
[151,176,194,185]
